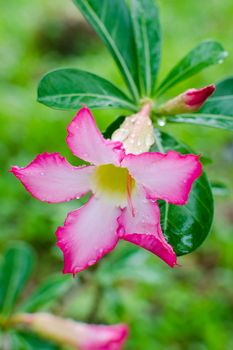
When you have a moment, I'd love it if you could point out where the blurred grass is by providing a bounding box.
[0,0,233,349]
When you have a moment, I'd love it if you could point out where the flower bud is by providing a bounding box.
[12,313,128,350]
[112,103,154,154]
[156,85,215,115]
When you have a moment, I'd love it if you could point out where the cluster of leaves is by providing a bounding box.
[0,243,73,349]
[37,0,233,258]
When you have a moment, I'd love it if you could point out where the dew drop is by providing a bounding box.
[88,259,96,266]
[146,135,154,146]
[157,117,166,127]
[118,227,125,237]
[40,172,44,176]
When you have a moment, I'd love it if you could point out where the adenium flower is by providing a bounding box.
[156,84,215,115]
[11,107,202,274]
[12,312,128,350]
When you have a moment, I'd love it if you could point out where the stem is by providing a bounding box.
[86,283,104,323]
[153,129,169,233]
[153,129,165,153]
[139,101,153,117]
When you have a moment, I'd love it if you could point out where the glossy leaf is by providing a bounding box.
[38,69,137,111]
[18,275,73,312]
[130,0,161,96]
[151,131,214,256]
[0,243,35,316]
[73,0,139,101]
[157,41,228,96]
[213,76,233,96]
[103,119,214,256]
[103,116,125,138]
[166,112,233,131]
[200,95,233,116]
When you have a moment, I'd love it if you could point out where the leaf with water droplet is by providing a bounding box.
[150,131,214,256]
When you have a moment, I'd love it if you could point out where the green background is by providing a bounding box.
[0,0,233,349]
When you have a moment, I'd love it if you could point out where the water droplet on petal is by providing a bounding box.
[40,172,44,176]
[118,227,125,237]
[88,259,96,266]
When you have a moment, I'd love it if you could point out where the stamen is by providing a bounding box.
[127,174,135,217]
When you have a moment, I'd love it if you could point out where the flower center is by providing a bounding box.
[91,164,135,207]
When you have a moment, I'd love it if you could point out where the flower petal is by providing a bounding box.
[123,151,202,205]
[117,186,176,267]
[15,313,128,350]
[11,153,94,203]
[56,196,120,274]
[67,107,124,165]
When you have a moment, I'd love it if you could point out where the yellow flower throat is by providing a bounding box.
[91,164,135,207]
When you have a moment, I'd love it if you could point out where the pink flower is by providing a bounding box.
[157,85,215,115]
[12,313,128,350]
[11,107,202,274]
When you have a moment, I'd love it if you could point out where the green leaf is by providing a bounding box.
[0,243,35,317]
[151,131,214,256]
[18,275,73,312]
[166,112,233,131]
[130,0,161,96]
[103,116,125,138]
[73,0,139,101]
[213,76,233,96]
[211,181,230,197]
[17,332,59,350]
[200,96,233,117]
[38,69,137,111]
[157,41,228,96]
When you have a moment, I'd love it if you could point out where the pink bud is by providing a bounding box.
[184,85,215,110]
[112,102,155,154]
[11,313,128,350]
[156,85,215,115]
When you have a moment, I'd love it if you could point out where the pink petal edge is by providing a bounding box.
[117,186,177,267]
[184,84,215,109]
[78,323,129,350]
[66,107,125,166]
[10,152,94,203]
[56,195,121,274]
[123,150,202,205]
